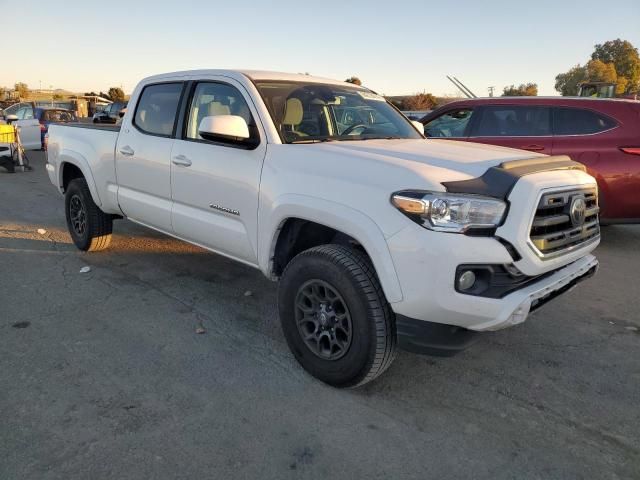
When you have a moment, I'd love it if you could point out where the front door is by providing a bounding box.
[423,107,475,140]
[469,105,553,155]
[15,106,42,150]
[170,79,266,264]
[115,82,184,232]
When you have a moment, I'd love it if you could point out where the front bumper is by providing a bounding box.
[467,254,598,331]
[393,254,597,355]
[386,219,599,332]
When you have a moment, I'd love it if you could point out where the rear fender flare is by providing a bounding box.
[58,150,102,207]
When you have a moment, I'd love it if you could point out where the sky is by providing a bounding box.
[3,0,640,97]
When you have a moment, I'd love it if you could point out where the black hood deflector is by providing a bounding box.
[442,156,586,200]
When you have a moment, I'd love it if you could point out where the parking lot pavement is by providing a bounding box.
[1,151,639,480]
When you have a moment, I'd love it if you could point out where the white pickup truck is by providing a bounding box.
[46,70,600,387]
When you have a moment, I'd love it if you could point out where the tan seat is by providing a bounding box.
[282,98,306,137]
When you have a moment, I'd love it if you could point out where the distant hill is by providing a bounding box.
[385,95,463,109]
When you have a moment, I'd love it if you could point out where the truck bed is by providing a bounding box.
[47,122,121,213]
[56,123,121,132]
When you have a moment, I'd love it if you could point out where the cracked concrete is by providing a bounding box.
[1,152,639,479]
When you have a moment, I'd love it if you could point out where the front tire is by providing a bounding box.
[278,244,397,388]
[65,178,113,251]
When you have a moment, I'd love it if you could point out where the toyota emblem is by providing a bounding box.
[570,196,587,227]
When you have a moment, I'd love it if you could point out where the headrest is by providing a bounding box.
[283,98,303,126]
[207,102,230,116]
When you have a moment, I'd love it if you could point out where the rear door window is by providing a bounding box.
[424,108,474,137]
[473,106,550,137]
[553,107,617,135]
[133,83,183,137]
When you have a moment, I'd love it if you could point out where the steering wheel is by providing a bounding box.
[341,123,368,135]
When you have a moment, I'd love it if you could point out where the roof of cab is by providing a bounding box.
[139,69,364,89]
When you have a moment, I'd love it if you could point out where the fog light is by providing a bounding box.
[458,270,476,291]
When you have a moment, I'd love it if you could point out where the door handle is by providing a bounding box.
[521,144,545,152]
[172,155,192,167]
[119,145,135,156]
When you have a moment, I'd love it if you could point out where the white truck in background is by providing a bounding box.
[45,70,600,387]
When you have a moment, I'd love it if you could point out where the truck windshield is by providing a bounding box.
[255,81,422,143]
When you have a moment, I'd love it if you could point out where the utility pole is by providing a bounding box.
[488,86,495,97]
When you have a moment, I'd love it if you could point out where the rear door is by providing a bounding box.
[15,106,42,150]
[552,106,639,219]
[469,105,552,154]
[115,81,185,232]
[170,78,266,264]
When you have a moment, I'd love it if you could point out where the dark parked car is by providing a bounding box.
[93,101,127,124]
[421,97,640,223]
[34,107,78,149]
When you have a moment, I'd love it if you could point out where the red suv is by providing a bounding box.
[421,97,640,223]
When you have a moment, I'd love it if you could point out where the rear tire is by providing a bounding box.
[65,178,113,251]
[278,244,397,388]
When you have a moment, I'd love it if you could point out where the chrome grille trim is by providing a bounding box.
[528,187,600,259]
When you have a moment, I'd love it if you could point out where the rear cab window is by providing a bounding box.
[424,108,474,137]
[133,83,184,137]
[553,107,617,135]
[473,106,551,137]
[43,110,77,122]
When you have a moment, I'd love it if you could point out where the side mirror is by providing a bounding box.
[411,120,425,136]
[5,114,18,124]
[198,115,257,146]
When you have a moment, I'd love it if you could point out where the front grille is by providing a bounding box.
[529,187,600,257]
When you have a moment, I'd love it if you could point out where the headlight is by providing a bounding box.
[391,191,507,233]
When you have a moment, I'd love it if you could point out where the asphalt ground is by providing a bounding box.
[1,151,639,479]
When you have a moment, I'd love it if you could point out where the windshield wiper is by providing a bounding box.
[336,136,404,142]
[289,138,336,144]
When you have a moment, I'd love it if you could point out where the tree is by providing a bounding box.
[345,76,362,86]
[502,83,538,96]
[586,59,617,83]
[591,39,640,93]
[401,93,438,110]
[554,64,587,96]
[15,82,29,99]
[52,93,64,100]
[108,87,125,101]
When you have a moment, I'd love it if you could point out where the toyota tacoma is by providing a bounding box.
[45,70,600,387]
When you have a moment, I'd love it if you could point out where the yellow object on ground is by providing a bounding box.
[0,124,16,143]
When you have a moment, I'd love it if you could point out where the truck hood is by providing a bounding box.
[314,138,543,179]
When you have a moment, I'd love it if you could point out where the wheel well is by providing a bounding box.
[62,163,84,192]
[272,218,367,277]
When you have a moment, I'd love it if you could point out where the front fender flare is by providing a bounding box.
[260,194,403,303]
